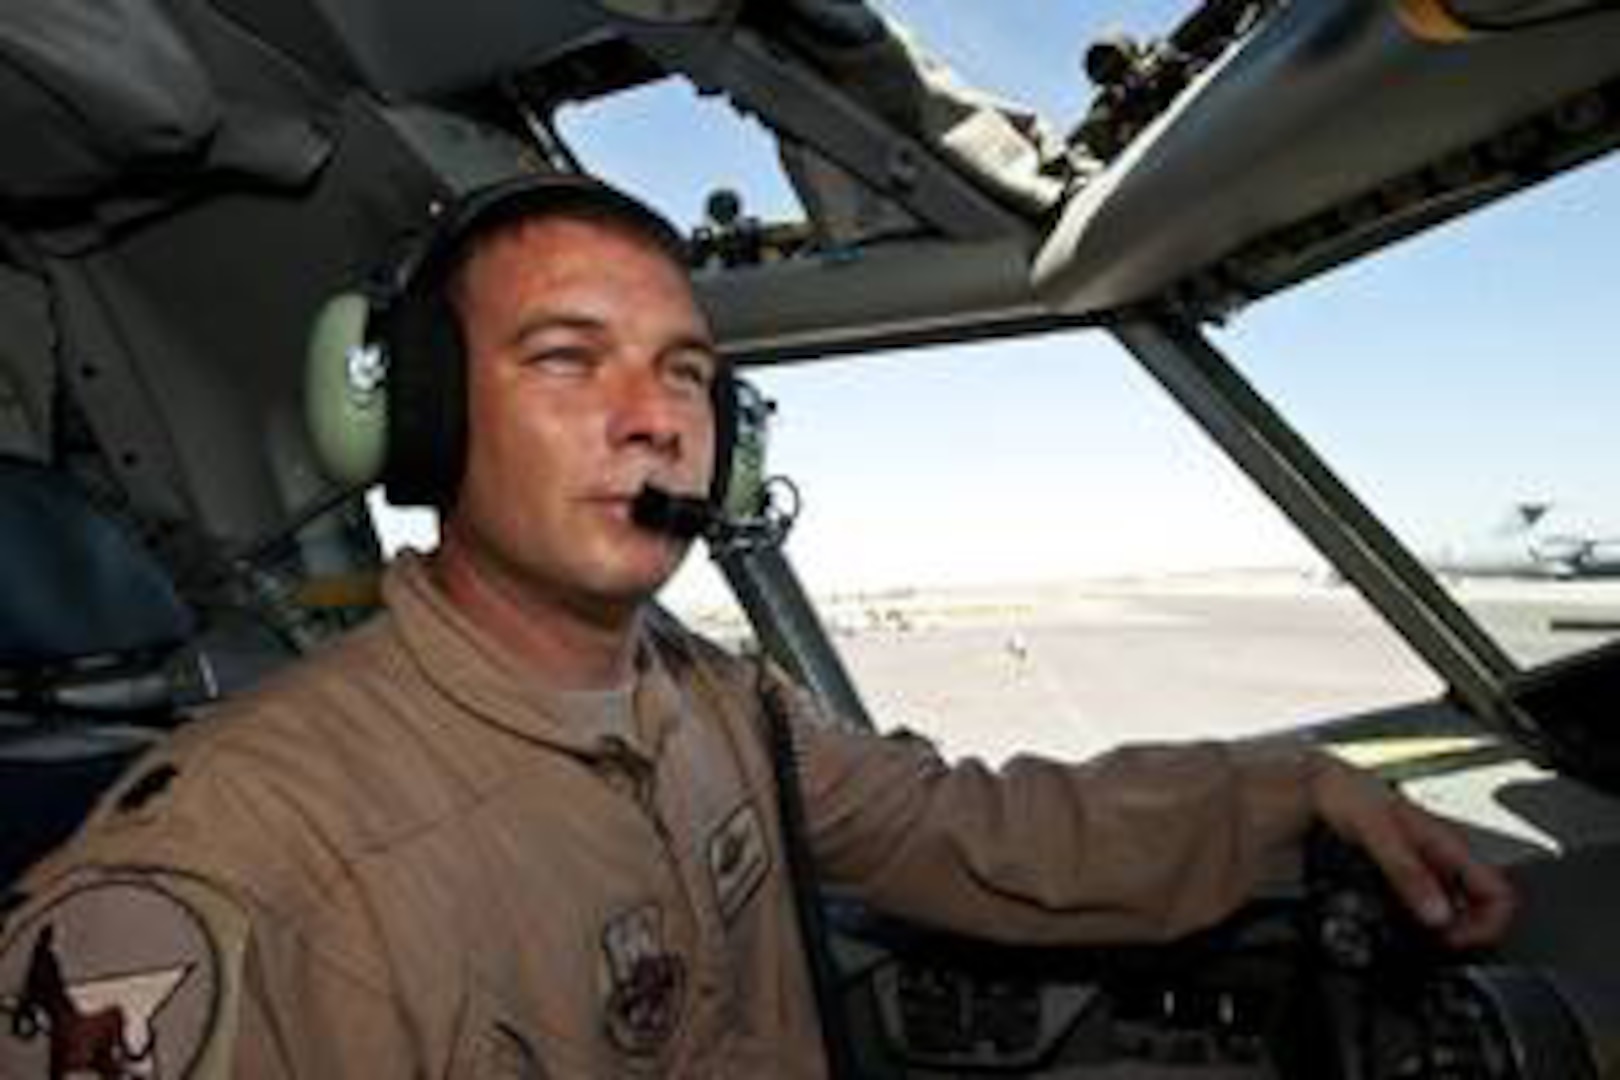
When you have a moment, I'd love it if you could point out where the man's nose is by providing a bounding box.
[605,364,685,456]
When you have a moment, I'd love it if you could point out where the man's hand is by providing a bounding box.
[1311,757,1517,948]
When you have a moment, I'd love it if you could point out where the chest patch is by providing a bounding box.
[598,904,685,1057]
[705,802,770,924]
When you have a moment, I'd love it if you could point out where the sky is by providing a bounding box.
[378,1,1620,605]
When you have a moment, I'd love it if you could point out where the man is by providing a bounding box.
[0,175,1513,1078]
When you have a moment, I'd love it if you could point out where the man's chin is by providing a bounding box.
[598,542,691,602]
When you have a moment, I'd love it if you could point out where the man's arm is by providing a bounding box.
[766,672,1513,946]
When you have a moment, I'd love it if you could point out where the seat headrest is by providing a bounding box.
[0,457,192,668]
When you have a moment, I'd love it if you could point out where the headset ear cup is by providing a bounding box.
[718,376,773,519]
[382,288,466,509]
[306,292,389,488]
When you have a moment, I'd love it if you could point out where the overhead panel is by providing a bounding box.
[306,0,614,99]
[1032,0,1620,315]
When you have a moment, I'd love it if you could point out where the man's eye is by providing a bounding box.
[529,347,595,373]
[668,358,716,392]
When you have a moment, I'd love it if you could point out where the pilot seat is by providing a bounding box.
[0,456,197,887]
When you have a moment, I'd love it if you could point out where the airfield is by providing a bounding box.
[680,570,1620,766]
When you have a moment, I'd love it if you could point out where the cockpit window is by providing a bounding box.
[1214,154,1620,674]
[556,79,806,237]
[711,338,1438,764]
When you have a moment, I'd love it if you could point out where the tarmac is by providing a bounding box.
[687,570,1620,766]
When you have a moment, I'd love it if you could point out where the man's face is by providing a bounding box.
[442,215,718,618]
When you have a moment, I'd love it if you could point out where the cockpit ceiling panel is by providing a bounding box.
[1033,1,1620,316]
[304,0,615,99]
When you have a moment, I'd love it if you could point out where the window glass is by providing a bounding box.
[556,80,805,237]
[730,339,1438,765]
[370,491,436,558]
[1216,156,1620,673]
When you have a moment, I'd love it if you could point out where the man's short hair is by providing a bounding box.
[434,176,692,315]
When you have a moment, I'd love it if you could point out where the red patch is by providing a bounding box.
[599,904,686,1056]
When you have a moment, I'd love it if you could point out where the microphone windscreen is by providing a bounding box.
[631,485,712,540]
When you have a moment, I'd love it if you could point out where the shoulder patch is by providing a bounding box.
[0,877,247,1079]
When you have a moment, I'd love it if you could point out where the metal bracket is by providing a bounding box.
[44,260,191,524]
[627,23,1030,243]
[715,537,874,733]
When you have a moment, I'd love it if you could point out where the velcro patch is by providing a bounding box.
[706,802,769,924]
[0,878,244,1079]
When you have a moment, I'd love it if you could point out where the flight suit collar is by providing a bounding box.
[382,552,681,763]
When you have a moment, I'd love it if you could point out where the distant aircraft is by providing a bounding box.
[1432,502,1620,580]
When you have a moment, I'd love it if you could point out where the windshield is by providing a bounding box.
[733,338,1443,764]
[1215,153,1620,675]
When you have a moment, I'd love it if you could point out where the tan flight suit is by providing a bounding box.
[0,554,1323,1078]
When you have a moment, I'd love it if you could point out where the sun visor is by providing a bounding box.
[0,0,220,204]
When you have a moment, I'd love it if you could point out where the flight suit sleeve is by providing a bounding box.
[766,673,1325,944]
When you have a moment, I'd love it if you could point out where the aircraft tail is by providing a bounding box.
[1496,501,1553,536]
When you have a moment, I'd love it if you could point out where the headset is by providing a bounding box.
[305,173,739,526]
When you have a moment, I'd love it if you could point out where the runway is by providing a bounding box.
[695,571,1620,766]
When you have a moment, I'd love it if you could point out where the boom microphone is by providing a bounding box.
[631,484,719,541]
